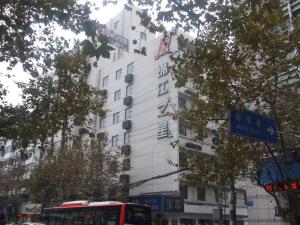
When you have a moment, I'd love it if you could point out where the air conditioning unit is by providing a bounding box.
[121,145,131,156]
[185,142,202,151]
[97,132,106,140]
[122,158,130,171]
[100,89,108,98]
[119,174,130,183]
[79,127,90,135]
[122,120,132,130]
[125,74,134,83]
[123,96,133,106]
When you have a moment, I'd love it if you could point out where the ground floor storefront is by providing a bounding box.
[130,194,248,225]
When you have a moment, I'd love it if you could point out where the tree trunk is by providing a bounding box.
[61,117,68,148]
[288,192,300,225]
[229,177,236,225]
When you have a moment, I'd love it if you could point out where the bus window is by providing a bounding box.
[83,209,95,225]
[125,205,151,225]
[107,207,119,225]
[94,206,120,225]
[64,211,73,225]
[73,210,84,225]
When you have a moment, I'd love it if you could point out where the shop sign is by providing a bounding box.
[101,27,129,49]
[131,195,184,213]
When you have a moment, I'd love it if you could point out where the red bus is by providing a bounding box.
[42,201,151,225]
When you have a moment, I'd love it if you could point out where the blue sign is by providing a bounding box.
[259,153,300,185]
[246,200,254,208]
[163,196,184,212]
[230,109,277,144]
[131,195,183,213]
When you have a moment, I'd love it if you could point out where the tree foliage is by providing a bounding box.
[26,137,121,207]
[0,159,25,211]
[129,0,300,224]
[0,0,96,74]
[1,46,106,149]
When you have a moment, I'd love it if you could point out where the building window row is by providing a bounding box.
[180,184,206,201]
[113,85,132,102]
[99,107,132,128]
[111,132,132,147]
[101,62,134,87]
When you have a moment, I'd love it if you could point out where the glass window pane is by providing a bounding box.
[197,187,206,201]
[127,62,134,74]
[116,69,122,80]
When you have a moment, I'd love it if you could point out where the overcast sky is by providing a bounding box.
[0,0,126,105]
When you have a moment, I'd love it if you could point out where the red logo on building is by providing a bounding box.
[154,35,171,60]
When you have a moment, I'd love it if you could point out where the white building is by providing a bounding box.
[87,6,247,225]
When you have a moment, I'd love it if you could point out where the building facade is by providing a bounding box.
[87,6,247,225]
[0,139,43,223]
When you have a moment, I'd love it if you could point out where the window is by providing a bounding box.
[114,90,121,101]
[113,112,120,124]
[180,184,188,199]
[126,84,133,96]
[127,62,134,74]
[112,135,119,147]
[124,132,131,144]
[215,189,219,203]
[178,97,186,108]
[99,118,106,129]
[125,107,132,120]
[102,76,109,87]
[114,20,119,30]
[115,69,122,80]
[179,121,187,136]
[197,186,206,201]
[140,32,147,41]
[118,48,123,59]
[158,81,168,95]
[198,219,212,225]
[180,219,196,225]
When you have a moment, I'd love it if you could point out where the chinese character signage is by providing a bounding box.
[259,153,300,192]
[158,62,168,77]
[230,109,277,144]
[131,195,184,213]
[163,196,184,212]
[158,101,169,117]
[158,121,169,138]
[100,27,129,49]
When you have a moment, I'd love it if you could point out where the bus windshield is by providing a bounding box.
[125,205,151,225]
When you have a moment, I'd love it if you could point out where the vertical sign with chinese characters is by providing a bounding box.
[158,62,168,77]
[158,121,169,139]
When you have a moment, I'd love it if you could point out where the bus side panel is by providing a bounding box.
[119,205,125,225]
